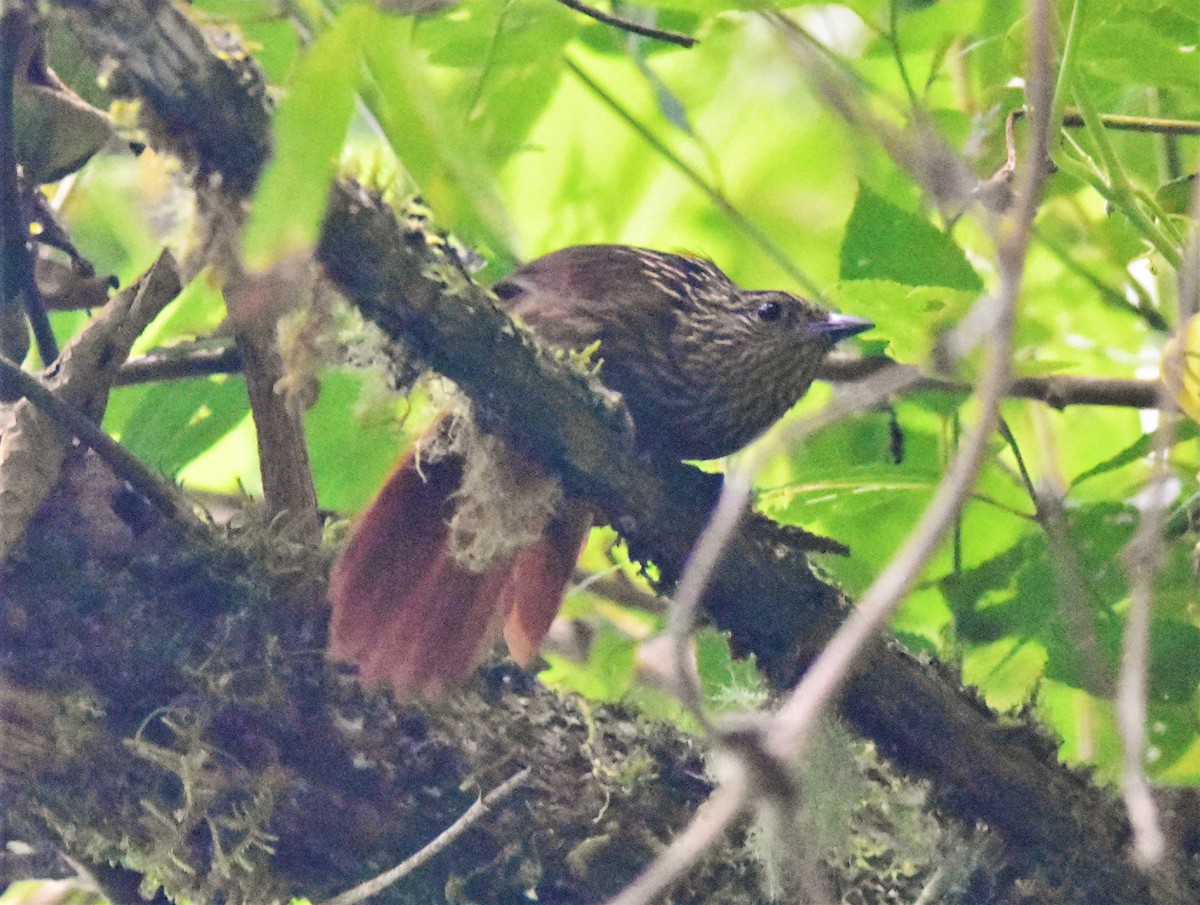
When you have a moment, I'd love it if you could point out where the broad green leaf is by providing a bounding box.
[943,502,1200,735]
[1082,12,1200,89]
[360,10,518,272]
[830,279,975,362]
[757,400,1028,601]
[304,369,419,513]
[1157,735,1200,785]
[116,376,250,477]
[839,184,983,291]
[242,5,364,268]
[538,622,637,702]
[696,627,768,712]
[1156,174,1198,216]
[133,269,227,353]
[961,635,1047,711]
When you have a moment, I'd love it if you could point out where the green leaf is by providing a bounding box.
[359,9,518,272]
[1070,422,1197,488]
[1156,174,1198,216]
[117,376,250,477]
[304,370,419,513]
[830,279,975,362]
[134,269,227,352]
[695,628,768,713]
[840,184,982,291]
[538,622,636,702]
[1082,16,1200,89]
[241,5,365,268]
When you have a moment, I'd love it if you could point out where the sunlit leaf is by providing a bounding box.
[830,279,976,362]
[116,376,250,478]
[242,5,365,268]
[359,9,519,272]
[839,183,983,291]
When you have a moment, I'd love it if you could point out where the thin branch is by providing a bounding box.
[318,767,531,905]
[1114,153,1200,871]
[0,354,201,528]
[572,568,667,612]
[818,356,1163,409]
[667,468,748,729]
[113,343,245,386]
[110,339,1166,414]
[604,777,749,905]
[1119,443,1171,867]
[0,9,56,364]
[1060,109,1200,137]
[554,0,696,48]
[766,0,1056,757]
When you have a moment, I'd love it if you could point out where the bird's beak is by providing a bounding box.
[809,312,873,343]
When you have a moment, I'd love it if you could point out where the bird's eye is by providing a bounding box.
[755,299,783,322]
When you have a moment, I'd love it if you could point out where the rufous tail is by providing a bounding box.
[328,444,591,697]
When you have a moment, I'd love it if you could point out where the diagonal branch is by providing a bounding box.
[317,179,1198,904]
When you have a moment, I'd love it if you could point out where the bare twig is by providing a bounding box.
[1120,470,1170,866]
[766,0,1056,756]
[1060,109,1200,136]
[0,250,188,555]
[666,468,749,729]
[818,356,1163,410]
[0,7,56,364]
[1115,157,1200,869]
[110,337,1166,415]
[318,767,531,905]
[0,354,200,528]
[604,777,749,905]
[554,0,696,47]
[113,343,244,386]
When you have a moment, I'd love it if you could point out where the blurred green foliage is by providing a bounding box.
[39,0,1200,784]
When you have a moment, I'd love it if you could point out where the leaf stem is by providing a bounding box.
[564,56,825,299]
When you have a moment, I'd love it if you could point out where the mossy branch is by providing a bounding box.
[316,178,1198,905]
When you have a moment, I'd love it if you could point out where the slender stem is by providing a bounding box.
[114,344,245,386]
[1061,109,1200,137]
[554,0,696,48]
[1070,81,1183,267]
[887,0,920,108]
[564,57,826,299]
[1051,0,1087,135]
[0,11,57,364]
[603,778,749,905]
[319,767,531,905]
[819,356,1163,409]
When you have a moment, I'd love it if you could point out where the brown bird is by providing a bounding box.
[328,245,872,696]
